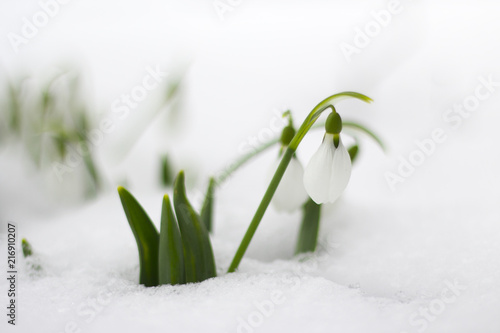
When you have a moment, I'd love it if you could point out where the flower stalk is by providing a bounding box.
[227,92,372,273]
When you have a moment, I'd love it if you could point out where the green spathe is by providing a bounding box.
[325,111,342,134]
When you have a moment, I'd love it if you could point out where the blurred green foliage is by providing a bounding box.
[1,71,101,197]
[0,68,185,200]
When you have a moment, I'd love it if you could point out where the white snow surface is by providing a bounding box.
[1,1,500,332]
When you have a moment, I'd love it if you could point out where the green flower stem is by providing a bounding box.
[227,147,294,273]
[227,91,372,273]
[216,139,278,185]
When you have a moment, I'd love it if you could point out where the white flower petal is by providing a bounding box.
[271,157,308,212]
[303,134,352,204]
[303,134,336,204]
[327,138,351,203]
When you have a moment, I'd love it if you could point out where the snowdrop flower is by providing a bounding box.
[270,117,308,212]
[271,156,308,212]
[303,112,351,204]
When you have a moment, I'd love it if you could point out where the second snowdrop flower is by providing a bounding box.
[271,115,308,212]
[303,111,352,204]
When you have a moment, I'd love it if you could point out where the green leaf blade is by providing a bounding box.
[174,171,216,283]
[118,187,159,287]
[343,121,385,152]
[200,177,216,233]
[22,238,33,257]
[159,195,185,285]
[160,155,174,187]
[348,144,359,163]
[295,198,322,255]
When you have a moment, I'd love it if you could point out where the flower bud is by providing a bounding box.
[280,126,295,147]
[325,112,342,134]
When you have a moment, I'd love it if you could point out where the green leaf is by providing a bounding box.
[159,195,185,285]
[82,147,101,196]
[348,144,359,163]
[343,121,385,152]
[21,238,42,272]
[160,155,174,187]
[215,139,278,184]
[165,78,182,101]
[118,187,159,287]
[7,81,22,134]
[200,177,216,233]
[22,238,33,257]
[295,198,322,255]
[174,171,216,283]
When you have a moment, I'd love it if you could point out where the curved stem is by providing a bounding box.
[215,93,374,188]
[289,92,372,150]
[227,91,372,273]
[215,138,279,185]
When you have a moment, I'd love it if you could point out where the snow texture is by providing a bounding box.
[1,1,500,332]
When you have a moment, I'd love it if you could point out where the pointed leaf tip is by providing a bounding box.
[22,238,33,257]
[159,194,185,285]
[173,171,216,283]
[201,177,216,232]
[118,187,159,287]
[174,170,186,195]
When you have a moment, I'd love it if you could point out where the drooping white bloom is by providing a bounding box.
[303,134,351,204]
[271,156,309,212]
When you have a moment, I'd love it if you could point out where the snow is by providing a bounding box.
[1,1,500,332]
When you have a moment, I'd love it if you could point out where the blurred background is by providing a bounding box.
[0,0,499,221]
